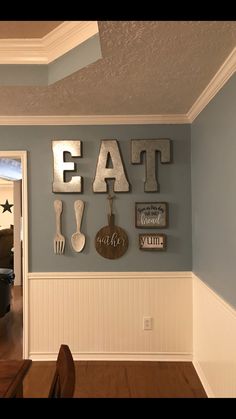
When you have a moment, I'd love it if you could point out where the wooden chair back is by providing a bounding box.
[4,360,32,398]
[48,344,75,398]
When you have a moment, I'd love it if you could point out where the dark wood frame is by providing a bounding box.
[135,202,168,228]
[139,233,167,251]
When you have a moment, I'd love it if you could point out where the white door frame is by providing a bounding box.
[0,151,28,358]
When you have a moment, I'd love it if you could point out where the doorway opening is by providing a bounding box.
[0,152,28,360]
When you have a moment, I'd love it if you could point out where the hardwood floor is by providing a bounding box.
[23,360,207,398]
[0,285,22,360]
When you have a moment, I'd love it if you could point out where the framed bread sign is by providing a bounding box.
[135,202,168,228]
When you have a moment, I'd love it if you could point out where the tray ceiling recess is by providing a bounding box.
[0,21,101,85]
[0,21,235,120]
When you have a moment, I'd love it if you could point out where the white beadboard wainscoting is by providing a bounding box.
[28,272,193,361]
[193,274,236,398]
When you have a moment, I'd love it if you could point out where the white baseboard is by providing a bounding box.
[29,352,193,362]
[192,361,215,398]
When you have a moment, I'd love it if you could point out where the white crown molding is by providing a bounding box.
[43,21,99,63]
[0,21,99,64]
[0,39,44,64]
[187,47,236,123]
[0,114,189,125]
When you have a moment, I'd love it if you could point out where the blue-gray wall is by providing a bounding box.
[192,74,236,308]
[0,124,191,272]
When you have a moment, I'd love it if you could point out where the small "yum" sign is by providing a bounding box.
[139,233,166,250]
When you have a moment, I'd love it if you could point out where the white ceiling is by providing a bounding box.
[0,21,235,117]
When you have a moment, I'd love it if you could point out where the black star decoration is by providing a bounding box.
[1,199,13,213]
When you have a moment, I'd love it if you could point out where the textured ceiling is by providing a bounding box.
[0,20,236,115]
[0,21,63,38]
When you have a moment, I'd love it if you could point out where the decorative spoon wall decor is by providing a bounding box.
[71,200,86,252]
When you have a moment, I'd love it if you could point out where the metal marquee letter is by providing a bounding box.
[131,139,171,192]
[93,140,130,193]
[52,140,82,193]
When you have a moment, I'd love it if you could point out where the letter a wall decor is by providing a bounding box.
[93,140,130,193]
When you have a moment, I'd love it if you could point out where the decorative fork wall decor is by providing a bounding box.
[53,199,65,254]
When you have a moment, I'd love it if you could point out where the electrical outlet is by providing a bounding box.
[143,316,153,330]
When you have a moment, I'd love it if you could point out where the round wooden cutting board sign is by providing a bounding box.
[95,214,128,259]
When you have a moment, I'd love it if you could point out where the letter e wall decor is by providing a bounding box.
[52,140,82,193]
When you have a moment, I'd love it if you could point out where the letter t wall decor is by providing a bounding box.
[131,139,171,192]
